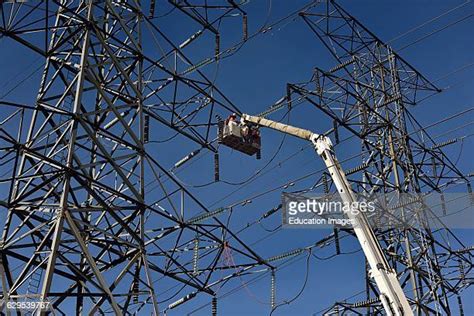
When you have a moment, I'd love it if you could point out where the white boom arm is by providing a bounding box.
[242,114,412,316]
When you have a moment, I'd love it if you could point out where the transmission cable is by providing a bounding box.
[269,249,312,316]
[387,0,471,44]
[398,12,474,51]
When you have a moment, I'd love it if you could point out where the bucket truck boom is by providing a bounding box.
[241,114,413,316]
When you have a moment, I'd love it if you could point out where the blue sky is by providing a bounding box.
[0,0,473,315]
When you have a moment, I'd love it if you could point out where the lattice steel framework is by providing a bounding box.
[285,1,472,314]
[0,1,270,314]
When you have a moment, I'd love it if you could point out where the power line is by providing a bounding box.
[398,12,474,51]
[387,0,472,44]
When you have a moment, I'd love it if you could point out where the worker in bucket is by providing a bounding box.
[250,126,261,145]
[225,113,237,126]
[241,123,250,142]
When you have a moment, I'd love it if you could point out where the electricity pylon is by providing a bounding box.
[287,1,473,314]
[0,1,268,314]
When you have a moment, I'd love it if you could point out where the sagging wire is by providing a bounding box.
[222,243,273,306]
[269,248,312,316]
[186,232,363,315]
[171,107,292,188]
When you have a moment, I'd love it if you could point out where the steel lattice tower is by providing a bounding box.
[285,1,472,314]
[0,1,270,314]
